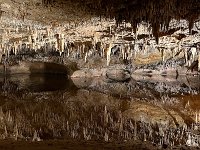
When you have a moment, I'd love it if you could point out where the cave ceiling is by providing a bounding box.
[50,0,200,41]
[1,0,200,42]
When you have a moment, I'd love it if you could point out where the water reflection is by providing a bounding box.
[0,74,200,148]
[72,75,200,99]
[0,74,77,93]
[132,75,200,95]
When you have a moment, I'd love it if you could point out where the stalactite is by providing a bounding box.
[82,43,85,54]
[60,34,65,53]
[161,48,165,62]
[55,41,58,51]
[106,42,112,66]
[75,0,200,40]
[134,44,139,59]
[198,54,200,71]
[122,45,125,60]
[13,42,17,55]
[7,45,10,59]
[85,52,88,63]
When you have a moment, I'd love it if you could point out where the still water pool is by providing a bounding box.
[0,74,199,149]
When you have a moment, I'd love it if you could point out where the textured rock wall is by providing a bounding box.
[0,0,200,76]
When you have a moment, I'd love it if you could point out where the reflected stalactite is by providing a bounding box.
[0,76,199,147]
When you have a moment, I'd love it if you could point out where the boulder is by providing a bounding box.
[105,69,131,82]
[71,70,93,78]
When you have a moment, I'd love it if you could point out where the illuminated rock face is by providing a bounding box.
[0,0,199,76]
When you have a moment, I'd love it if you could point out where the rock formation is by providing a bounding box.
[0,0,199,149]
[0,0,199,77]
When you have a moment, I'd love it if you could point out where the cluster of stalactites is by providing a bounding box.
[0,25,69,62]
[73,0,200,43]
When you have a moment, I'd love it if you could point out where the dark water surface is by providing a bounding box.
[0,74,77,92]
[0,74,200,148]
